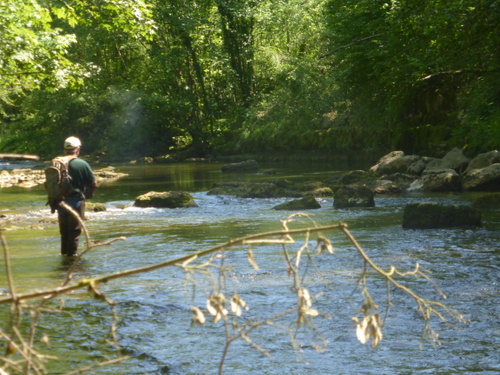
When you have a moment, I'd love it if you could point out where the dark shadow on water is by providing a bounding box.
[57,255,88,274]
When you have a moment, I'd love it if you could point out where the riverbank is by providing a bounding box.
[0,162,128,189]
[2,148,500,196]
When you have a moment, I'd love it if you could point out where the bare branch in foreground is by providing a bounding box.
[1,211,466,375]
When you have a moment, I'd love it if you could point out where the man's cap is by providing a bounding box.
[64,136,81,149]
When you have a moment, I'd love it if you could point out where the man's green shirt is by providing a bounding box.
[68,158,95,192]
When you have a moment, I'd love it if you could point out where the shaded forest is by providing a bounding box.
[1,0,498,160]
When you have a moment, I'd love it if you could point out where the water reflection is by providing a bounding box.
[95,161,346,202]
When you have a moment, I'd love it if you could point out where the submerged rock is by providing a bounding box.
[207,179,330,198]
[208,181,300,198]
[221,159,259,173]
[473,193,500,209]
[333,185,375,209]
[86,202,107,212]
[134,191,198,208]
[273,196,321,210]
[402,202,482,229]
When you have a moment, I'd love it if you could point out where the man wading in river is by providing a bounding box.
[50,136,97,257]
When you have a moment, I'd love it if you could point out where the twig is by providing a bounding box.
[0,232,16,300]
[340,226,464,324]
[0,216,466,375]
[0,224,345,305]
[319,34,381,58]
[62,356,131,375]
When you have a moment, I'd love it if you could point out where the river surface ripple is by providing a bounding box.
[1,162,499,374]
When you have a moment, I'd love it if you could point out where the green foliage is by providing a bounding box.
[0,0,81,107]
[321,0,500,154]
[452,73,500,154]
[1,0,498,158]
[0,0,156,157]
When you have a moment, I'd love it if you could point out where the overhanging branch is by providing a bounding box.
[319,34,381,58]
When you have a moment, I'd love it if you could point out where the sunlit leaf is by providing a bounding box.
[190,306,206,326]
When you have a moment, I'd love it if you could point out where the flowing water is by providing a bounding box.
[1,161,499,374]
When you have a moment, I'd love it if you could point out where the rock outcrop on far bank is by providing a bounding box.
[3,149,500,200]
[370,148,500,193]
[0,164,127,188]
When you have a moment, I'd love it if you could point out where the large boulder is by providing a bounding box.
[134,191,198,208]
[273,196,321,210]
[462,163,500,191]
[376,173,417,192]
[424,148,469,173]
[402,202,482,229]
[407,157,437,175]
[333,185,375,209]
[369,151,421,176]
[407,168,461,192]
[465,150,500,172]
[221,160,259,173]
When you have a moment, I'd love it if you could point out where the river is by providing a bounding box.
[1,161,499,374]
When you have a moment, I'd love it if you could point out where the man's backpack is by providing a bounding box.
[44,156,78,211]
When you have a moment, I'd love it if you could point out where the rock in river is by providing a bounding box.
[333,185,375,209]
[134,191,198,208]
[273,196,321,210]
[402,202,482,229]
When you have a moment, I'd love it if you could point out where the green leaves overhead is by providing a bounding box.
[0,0,77,99]
[0,0,155,107]
[0,0,498,158]
[323,0,500,153]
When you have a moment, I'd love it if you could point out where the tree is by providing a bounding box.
[215,0,256,105]
[323,0,500,154]
[0,0,81,113]
[0,0,156,157]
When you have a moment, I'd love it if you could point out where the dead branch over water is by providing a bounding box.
[1,211,466,375]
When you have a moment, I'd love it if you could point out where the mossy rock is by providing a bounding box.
[86,202,107,212]
[402,202,482,229]
[134,191,198,208]
[333,184,375,209]
[273,196,321,210]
